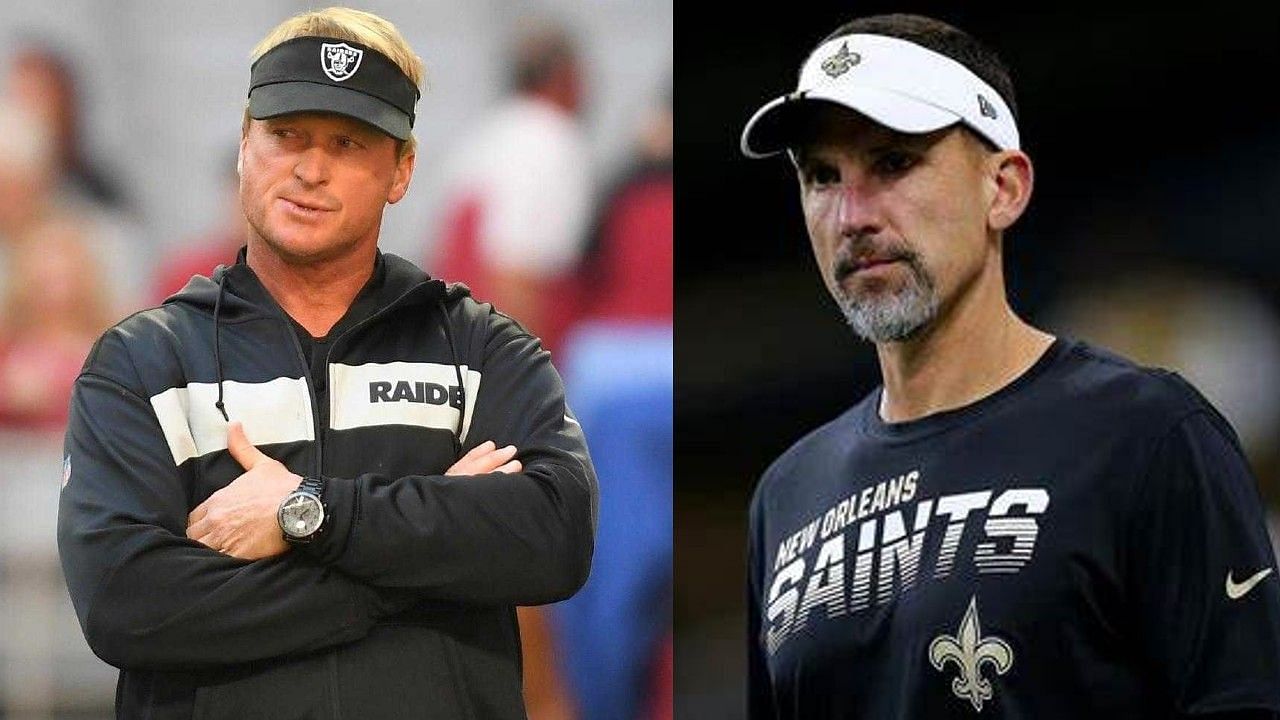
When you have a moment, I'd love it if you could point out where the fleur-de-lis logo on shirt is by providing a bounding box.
[820,41,860,78]
[928,596,1013,712]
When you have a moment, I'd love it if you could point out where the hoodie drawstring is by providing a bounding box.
[438,298,466,455]
[213,272,230,422]
[210,271,457,446]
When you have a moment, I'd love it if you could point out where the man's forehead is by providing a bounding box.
[259,111,385,137]
[791,103,951,155]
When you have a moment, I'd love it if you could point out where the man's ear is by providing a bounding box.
[987,150,1034,232]
[388,149,415,205]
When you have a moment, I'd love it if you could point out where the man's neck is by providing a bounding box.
[874,265,1054,424]
[246,240,376,338]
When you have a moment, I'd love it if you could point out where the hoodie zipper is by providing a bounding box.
[272,314,325,477]
[274,282,441,477]
[319,282,445,470]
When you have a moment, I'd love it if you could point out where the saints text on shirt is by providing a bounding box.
[763,469,1050,654]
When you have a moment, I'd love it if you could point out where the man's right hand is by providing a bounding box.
[446,440,522,476]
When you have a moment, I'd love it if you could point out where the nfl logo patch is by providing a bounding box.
[321,42,363,82]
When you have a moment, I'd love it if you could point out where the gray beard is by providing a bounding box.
[835,259,939,343]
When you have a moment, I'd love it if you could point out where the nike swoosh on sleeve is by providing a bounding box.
[1226,568,1274,600]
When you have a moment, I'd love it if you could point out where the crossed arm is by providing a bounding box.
[59,322,595,670]
[185,421,522,561]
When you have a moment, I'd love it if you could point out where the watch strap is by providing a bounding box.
[298,475,326,501]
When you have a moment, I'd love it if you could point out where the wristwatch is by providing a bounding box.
[278,476,327,544]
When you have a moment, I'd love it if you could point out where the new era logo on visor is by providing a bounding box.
[321,42,363,82]
[978,94,999,120]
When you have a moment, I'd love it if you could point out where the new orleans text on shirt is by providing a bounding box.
[763,470,1050,654]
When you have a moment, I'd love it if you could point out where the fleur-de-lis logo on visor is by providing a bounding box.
[928,596,1013,712]
[821,42,861,78]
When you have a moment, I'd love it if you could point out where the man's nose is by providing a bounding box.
[835,180,882,238]
[292,147,329,185]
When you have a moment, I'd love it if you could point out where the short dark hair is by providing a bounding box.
[822,14,1018,122]
[511,20,578,93]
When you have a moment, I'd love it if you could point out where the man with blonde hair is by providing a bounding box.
[57,7,597,719]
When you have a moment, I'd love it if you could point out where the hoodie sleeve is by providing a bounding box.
[301,309,599,606]
[57,330,413,671]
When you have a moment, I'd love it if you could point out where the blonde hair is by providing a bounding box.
[246,7,424,157]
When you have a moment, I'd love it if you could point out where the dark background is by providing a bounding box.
[676,4,1280,716]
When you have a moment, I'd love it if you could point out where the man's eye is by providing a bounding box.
[874,151,917,175]
[806,165,840,186]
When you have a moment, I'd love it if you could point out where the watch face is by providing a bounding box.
[280,492,324,538]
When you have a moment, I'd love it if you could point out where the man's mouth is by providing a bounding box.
[837,255,904,282]
[279,197,336,214]
[854,257,901,271]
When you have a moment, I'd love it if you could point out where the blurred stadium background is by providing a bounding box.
[0,1,670,719]
[677,2,1280,717]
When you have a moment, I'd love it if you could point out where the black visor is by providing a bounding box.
[248,36,419,141]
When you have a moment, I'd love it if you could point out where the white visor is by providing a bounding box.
[741,34,1020,158]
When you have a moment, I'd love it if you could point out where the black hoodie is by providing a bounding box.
[57,251,598,719]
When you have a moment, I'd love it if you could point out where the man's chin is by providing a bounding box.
[837,290,938,344]
[259,232,348,265]
[840,283,903,307]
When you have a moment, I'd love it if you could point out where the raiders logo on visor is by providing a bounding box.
[322,42,363,82]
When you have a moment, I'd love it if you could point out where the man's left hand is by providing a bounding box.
[187,421,301,560]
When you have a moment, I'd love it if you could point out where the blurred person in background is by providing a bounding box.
[430,17,594,718]
[554,88,673,720]
[429,17,592,355]
[740,13,1280,718]
[151,150,246,302]
[0,47,144,317]
[0,218,111,430]
[576,88,673,324]
[7,44,129,211]
[0,101,124,433]
[0,102,58,249]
